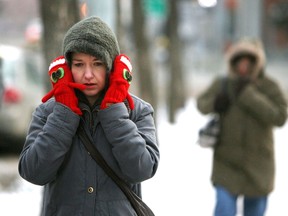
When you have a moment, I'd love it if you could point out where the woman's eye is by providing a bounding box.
[51,68,64,83]
[94,61,104,67]
[74,63,83,67]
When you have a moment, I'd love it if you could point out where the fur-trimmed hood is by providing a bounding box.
[225,38,266,80]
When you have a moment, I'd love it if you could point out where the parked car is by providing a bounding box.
[0,44,45,151]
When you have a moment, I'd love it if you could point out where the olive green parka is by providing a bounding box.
[197,39,287,196]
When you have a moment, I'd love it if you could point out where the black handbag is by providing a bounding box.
[197,114,220,148]
[77,125,155,216]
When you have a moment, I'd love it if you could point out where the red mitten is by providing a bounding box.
[101,54,134,110]
[42,56,86,115]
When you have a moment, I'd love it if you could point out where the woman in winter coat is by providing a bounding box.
[18,16,159,216]
[197,38,287,216]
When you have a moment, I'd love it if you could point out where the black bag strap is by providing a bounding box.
[221,76,228,92]
[77,125,155,216]
[217,76,229,118]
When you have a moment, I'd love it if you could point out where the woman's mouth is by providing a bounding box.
[85,83,96,89]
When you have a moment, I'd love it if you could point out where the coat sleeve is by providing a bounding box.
[18,101,80,185]
[236,78,287,126]
[98,99,159,184]
[196,78,222,114]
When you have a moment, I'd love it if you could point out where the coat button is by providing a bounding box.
[87,187,94,193]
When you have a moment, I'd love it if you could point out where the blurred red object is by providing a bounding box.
[3,87,22,103]
[225,0,238,10]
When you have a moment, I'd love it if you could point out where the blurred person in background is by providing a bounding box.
[197,38,287,216]
[18,16,159,216]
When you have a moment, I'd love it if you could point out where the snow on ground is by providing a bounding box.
[0,98,287,216]
[143,98,288,216]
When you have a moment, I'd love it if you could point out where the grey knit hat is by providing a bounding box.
[62,16,120,72]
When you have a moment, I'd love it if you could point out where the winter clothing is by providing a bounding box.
[197,38,287,198]
[233,76,251,96]
[101,54,134,110]
[62,16,120,72]
[214,91,231,113]
[18,94,159,216]
[225,38,266,81]
[42,56,86,115]
[18,16,159,216]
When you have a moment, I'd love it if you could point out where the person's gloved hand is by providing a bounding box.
[42,56,86,115]
[214,92,231,113]
[100,54,134,110]
[234,76,250,96]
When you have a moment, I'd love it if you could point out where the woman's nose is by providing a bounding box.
[84,66,93,79]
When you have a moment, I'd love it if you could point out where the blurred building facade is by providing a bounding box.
[0,0,287,93]
[0,0,41,46]
[0,0,287,58]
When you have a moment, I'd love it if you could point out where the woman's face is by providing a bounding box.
[71,53,107,105]
[235,57,255,77]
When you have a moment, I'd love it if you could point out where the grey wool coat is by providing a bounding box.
[197,39,287,196]
[18,94,159,216]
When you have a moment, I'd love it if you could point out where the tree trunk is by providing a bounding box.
[131,0,157,110]
[39,0,80,91]
[167,0,186,123]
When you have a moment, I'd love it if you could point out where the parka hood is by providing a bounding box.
[225,38,266,80]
